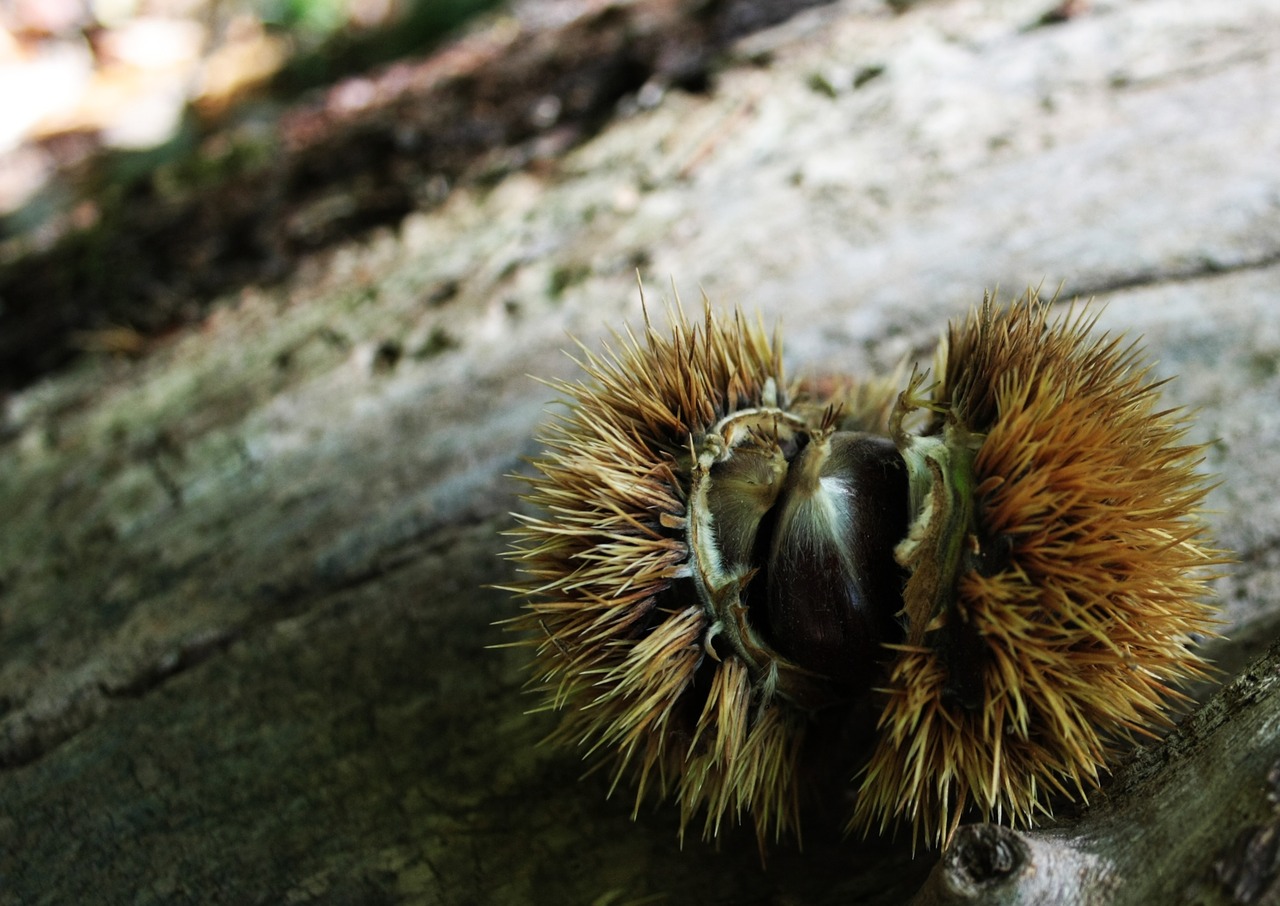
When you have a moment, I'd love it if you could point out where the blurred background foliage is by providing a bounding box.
[0,0,508,384]
[0,0,506,235]
[0,0,826,389]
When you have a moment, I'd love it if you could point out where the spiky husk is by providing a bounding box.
[853,290,1222,846]
[505,301,848,845]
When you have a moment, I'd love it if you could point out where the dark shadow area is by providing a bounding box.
[271,0,508,98]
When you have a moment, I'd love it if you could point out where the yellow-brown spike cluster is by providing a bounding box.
[851,292,1222,846]
[505,303,820,845]
[503,288,1222,850]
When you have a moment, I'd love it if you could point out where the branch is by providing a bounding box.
[911,642,1280,905]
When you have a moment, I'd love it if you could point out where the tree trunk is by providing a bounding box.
[3,0,1279,903]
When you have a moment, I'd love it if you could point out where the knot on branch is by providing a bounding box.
[946,824,1028,894]
[911,823,1111,906]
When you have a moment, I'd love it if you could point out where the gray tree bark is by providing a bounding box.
[911,643,1280,906]
[3,0,1279,903]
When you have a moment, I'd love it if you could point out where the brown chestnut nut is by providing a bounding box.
[763,430,907,689]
